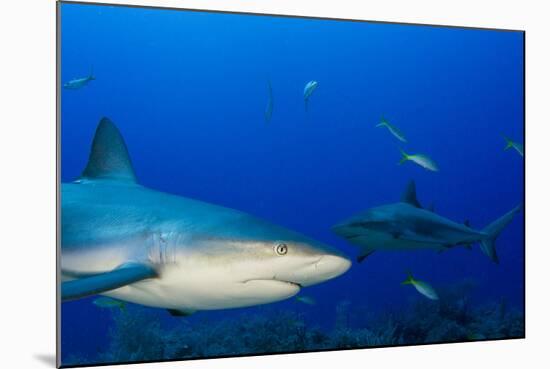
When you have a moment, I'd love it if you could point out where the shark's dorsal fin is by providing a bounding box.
[81,118,137,183]
[401,180,422,208]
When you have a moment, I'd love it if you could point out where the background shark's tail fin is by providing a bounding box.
[89,65,95,80]
[480,205,521,264]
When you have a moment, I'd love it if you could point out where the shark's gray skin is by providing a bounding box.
[332,181,520,264]
[61,118,351,315]
[64,70,95,89]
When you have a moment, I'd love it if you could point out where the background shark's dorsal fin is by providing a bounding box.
[401,180,422,208]
[81,118,137,183]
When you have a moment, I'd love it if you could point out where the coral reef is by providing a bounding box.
[62,281,524,367]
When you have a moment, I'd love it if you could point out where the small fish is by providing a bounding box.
[503,135,524,157]
[265,80,273,123]
[399,149,439,171]
[376,117,407,142]
[303,80,318,111]
[64,67,95,89]
[401,272,439,300]
[93,297,126,310]
[295,295,316,305]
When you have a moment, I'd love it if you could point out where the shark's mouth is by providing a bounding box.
[344,234,362,240]
[242,278,302,289]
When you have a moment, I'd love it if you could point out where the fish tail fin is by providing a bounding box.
[480,205,521,264]
[398,149,409,165]
[503,135,513,150]
[401,271,415,285]
[304,98,309,112]
[89,65,95,80]
[377,116,387,127]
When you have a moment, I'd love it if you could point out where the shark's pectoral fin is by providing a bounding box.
[61,263,158,302]
[167,309,196,317]
[357,249,376,263]
[436,244,453,253]
[391,231,402,239]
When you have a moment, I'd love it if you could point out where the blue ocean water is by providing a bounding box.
[60,2,524,366]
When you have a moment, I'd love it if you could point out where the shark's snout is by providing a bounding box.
[277,253,351,287]
[332,222,358,239]
[311,254,351,284]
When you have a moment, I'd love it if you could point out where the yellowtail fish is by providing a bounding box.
[303,80,318,111]
[265,80,273,123]
[93,297,126,310]
[399,149,439,171]
[295,295,316,305]
[401,272,439,300]
[376,117,407,142]
[503,135,523,157]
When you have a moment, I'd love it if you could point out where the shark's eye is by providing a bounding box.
[275,243,288,256]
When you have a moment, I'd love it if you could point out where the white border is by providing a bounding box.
[2,1,549,369]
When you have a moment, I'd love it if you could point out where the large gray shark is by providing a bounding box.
[61,118,351,315]
[332,181,520,264]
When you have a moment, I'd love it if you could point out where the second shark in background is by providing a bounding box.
[332,180,520,263]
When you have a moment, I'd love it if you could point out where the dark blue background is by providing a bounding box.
[60,2,524,360]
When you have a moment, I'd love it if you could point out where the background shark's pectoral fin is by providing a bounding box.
[357,249,375,263]
[436,244,453,253]
[167,308,196,317]
[61,263,158,302]
[390,231,402,239]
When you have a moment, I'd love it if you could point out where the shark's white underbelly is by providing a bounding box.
[63,243,301,310]
[102,263,300,310]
